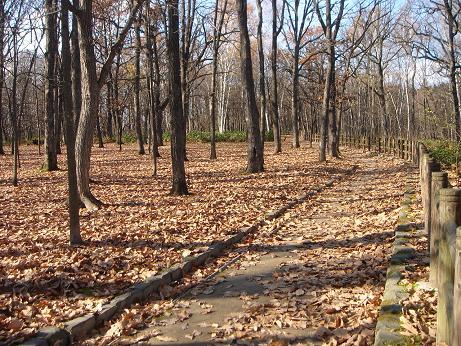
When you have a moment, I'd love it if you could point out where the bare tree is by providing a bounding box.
[134,10,145,155]
[0,2,5,155]
[271,0,285,153]
[315,0,345,161]
[236,0,264,172]
[73,0,144,210]
[411,0,461,141]
[167,0,189,194]
[284,0,314,148]
[210,0,228,159]
[61,0,82,244]
[256,0,267,151]
[43,0,58,171]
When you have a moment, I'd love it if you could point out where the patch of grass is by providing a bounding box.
[163,131,273,143]
[122,133,138,144]
[423,139,461,166]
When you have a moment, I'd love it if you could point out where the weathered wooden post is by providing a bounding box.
[420,144,428,188]
[424,158,441,239]
[454,226,461,346]
[437,188,461,346]
[430,171,449,286]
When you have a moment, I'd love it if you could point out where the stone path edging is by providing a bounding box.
[374,176,418,345]
[21,167,356,346]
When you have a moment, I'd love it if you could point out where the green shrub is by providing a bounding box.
[161,130,273,143]
[122,133,137,144]
[163,132,171,142]
[424,139,461,166]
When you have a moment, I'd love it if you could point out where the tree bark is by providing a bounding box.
[271,0,282,153]
[327,43,338,157]
[11,32,19,186]
[134,12,145,154]
[167,0,188,194]
[292,46,300,148]
[236,0,264,173]
[152,28,164,147]
[145,3,159,175]
[74,0,144,209]
[256,0,267,152]
[209,0,227,159]
[61,0,82,244]
[71,6,82,127]
[0,2,4,155]
[44,0,58,171]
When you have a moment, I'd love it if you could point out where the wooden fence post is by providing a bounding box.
[430,171,449,286]
[420,145,428,190]
[423,157,441,241]
[454,226,461,346]
[437,188,461,346]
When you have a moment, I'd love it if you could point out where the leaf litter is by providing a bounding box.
[79,151,430,345]
[0,142,353,343]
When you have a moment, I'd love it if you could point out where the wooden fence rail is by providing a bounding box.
[339,135,419,163]
[420,142,461,346]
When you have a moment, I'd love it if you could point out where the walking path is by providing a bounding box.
[108,154,412,345]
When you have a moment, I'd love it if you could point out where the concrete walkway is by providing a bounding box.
[127,154,411,346]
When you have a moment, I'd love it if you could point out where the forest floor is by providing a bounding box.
[0,141,419,344]
[79,150,413,346]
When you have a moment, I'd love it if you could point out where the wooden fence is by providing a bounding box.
[420,143,461,345]
[311,134,419,163]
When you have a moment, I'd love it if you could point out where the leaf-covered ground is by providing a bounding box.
[78,152,420,345]
[399,181,437,345]
[1,141,357,344]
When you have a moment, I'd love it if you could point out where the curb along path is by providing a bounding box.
[374,175,418,345]
[21,167,355,346]
[106,154,409,345]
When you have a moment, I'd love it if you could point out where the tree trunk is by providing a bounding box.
[271,0,281,153]
[71,6,82,127]
[134,12,145,155]
[292,47,300,148]
[96,115,104,148]
[319,63,330,162]
[56,71,63,155]
[44,0,58,171]
[145,5,158,175]
[256,0,266,152]
[75,0,103,210]
[210,0,227,160]
[236,0,264,173]
[167,0,188,194]
[152,30,164,147]
[377,62,389,137]
[74,0,143,209]
[0,3,4,155]
[61,0,82,245]
[11,33,19,186]
[210,46,218,159]
[327,43,338,157]
[106,82,114,138]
